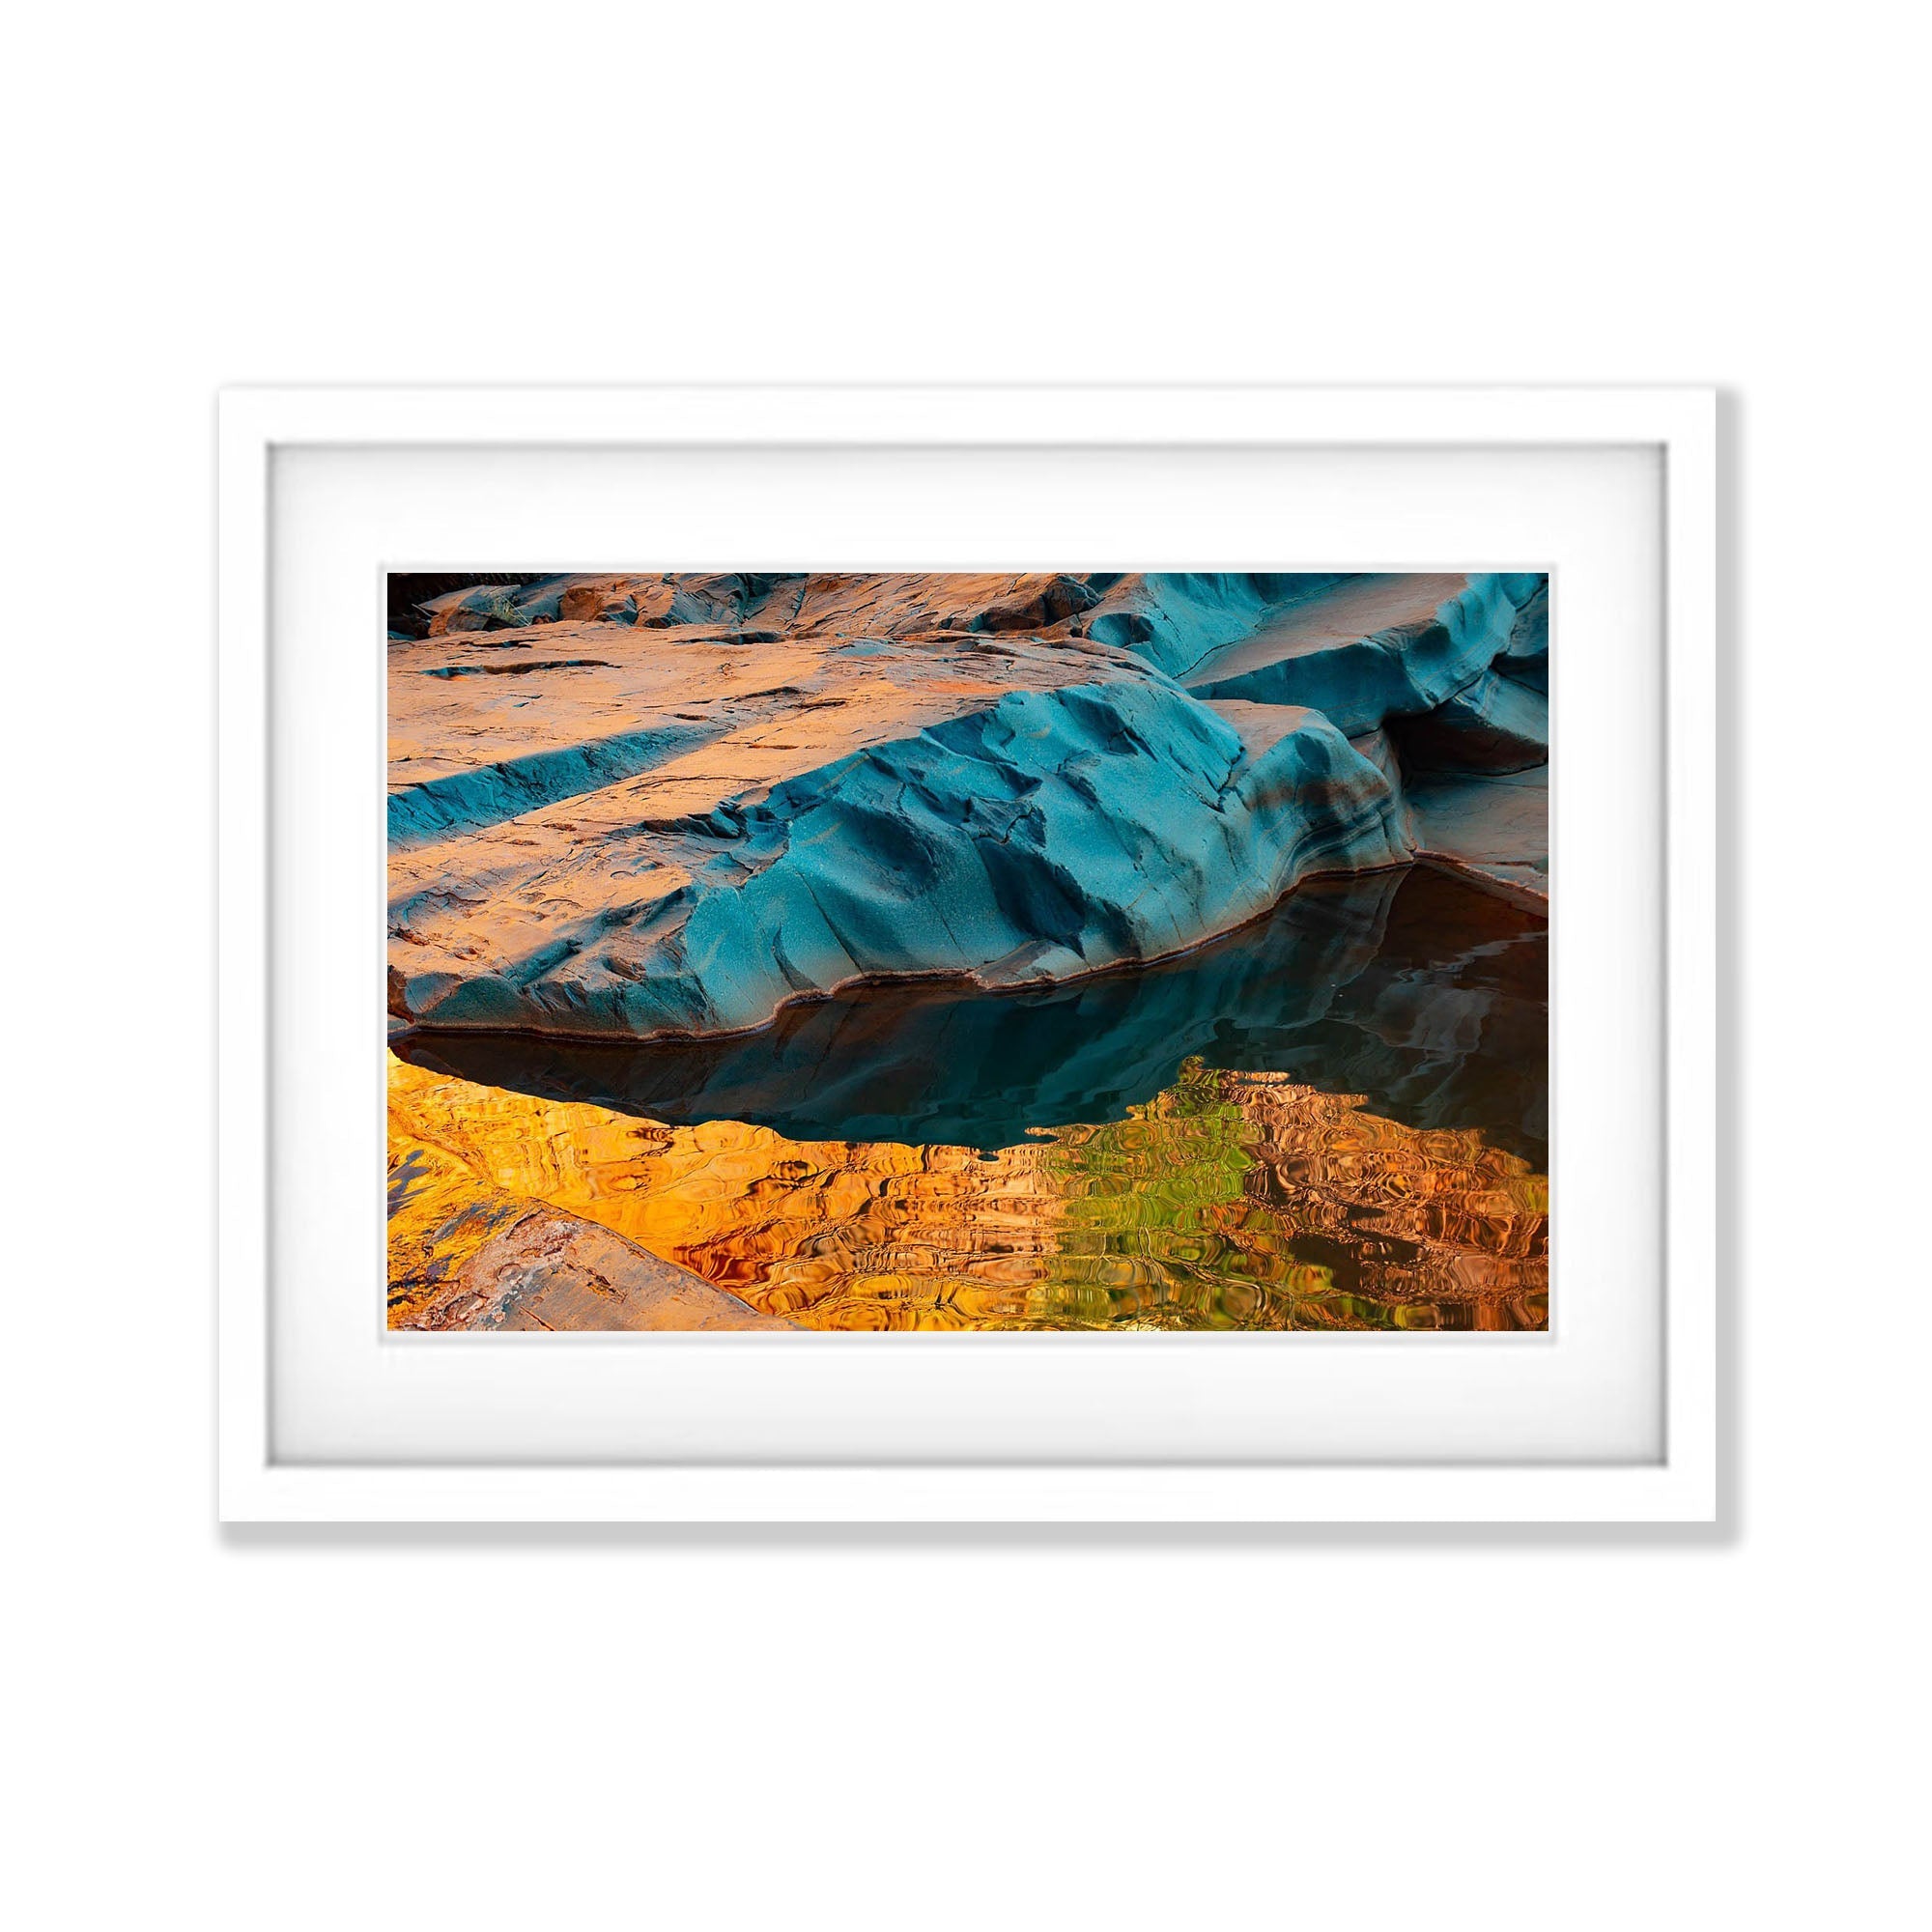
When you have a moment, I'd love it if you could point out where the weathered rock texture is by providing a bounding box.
[388,572,1548,1041]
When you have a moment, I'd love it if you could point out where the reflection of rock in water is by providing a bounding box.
[387,1042,1547,1333]
[398,867,1547,1169]
[387,1131,796,1332]
[1218,1075,1546,1322]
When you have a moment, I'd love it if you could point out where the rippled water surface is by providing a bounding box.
[389,867,1548,1330]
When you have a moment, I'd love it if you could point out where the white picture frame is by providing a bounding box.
[218,384,1717,1523]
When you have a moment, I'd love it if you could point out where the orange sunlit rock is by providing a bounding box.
[389,1053,1547,1332]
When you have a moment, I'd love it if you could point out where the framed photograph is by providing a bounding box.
[218,384,1717,1522]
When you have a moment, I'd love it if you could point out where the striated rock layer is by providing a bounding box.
[388,571,1548,1042]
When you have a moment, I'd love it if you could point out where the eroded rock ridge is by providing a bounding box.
[387,571,1549,1039]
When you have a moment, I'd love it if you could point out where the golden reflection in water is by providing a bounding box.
[389,1050,1548,1331]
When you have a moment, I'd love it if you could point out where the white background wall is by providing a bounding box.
[6,6,1923,1928]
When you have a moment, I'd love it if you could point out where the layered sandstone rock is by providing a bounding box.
[1181,573,1541,724]
[388,571,1548,1041]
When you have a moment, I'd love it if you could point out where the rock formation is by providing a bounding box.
[388,571,1549,1043]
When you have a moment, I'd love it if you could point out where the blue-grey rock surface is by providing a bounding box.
[386,570,1548,1039]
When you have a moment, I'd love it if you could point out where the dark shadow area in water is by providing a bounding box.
[394,867,1548,1163]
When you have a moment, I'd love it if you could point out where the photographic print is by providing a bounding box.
[386,570,1548,1333]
